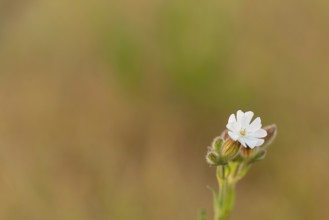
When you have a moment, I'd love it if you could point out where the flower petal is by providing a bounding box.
[236,110,244,126]
[226,122,238,132]
[228,131,239,141]
[241,111,254,129]
[250,129,267,138]
[226,114,239,131]
[238,137,247,147]
[244,137,259,149]
[248,117,262,131]
[256,139,265,147]
[228,114,236,124]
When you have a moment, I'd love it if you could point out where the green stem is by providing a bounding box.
[214,166,236,220]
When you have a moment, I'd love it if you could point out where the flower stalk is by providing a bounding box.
[214,166,236,220]
[213,161,249,220]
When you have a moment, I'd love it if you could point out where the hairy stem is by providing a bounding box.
[214,166,236,220]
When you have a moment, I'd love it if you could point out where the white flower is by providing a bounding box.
[226,110,267,149]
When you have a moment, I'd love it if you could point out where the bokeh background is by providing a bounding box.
[0,0,329,219]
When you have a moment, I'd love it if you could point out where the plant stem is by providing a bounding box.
[214,166,236,220]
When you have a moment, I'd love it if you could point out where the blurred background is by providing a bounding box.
[0,0,328,219]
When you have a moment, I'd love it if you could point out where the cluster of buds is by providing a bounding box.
[206,134,240,166]
[206,110,277,166]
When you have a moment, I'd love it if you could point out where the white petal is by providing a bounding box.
[236,110,244,126]
[228,131,239,141]
[226,114,239,131]
[248,117,262,131]
[238,137,247,147]
[256,139,265,146]
[226,123,238,132]
[249,129,267,138]
[228,114,236,124]
[244,137,259,149]
[241,111,254,129]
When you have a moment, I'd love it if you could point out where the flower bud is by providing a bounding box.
[206,151,220,166]
[261,124,277,149]
[211,136,224,152]
[220,138,241,161]
[239,147,259,160]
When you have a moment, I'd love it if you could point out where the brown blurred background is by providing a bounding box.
[0,0,328,219]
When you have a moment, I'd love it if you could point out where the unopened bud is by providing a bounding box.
[261,124,277,149]
[239,147,259,160]
[211,136,224,152]
[206,151,220,166]
[220,138,240,161]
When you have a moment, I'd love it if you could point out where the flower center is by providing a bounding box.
[239,129,246,136]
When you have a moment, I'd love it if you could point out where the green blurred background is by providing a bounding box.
[0,0,328,219]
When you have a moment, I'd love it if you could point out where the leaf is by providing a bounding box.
[207,185,220,219]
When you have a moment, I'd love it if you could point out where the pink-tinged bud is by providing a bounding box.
[239,147,259,159]
[261,124,277,149]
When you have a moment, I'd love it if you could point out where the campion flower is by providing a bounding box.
[202,111,277,220]
[226,110,267,149]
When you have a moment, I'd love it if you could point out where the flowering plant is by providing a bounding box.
[202,110,277,220]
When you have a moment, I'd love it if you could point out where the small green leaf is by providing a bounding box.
[207,185,220,219]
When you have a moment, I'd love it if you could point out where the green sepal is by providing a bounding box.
[232,154,244,163]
